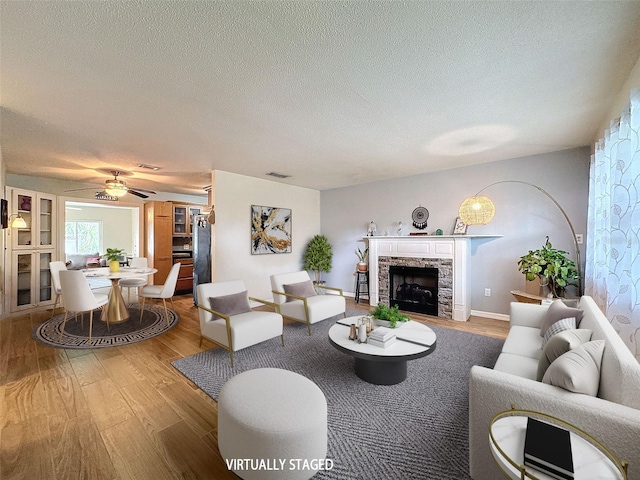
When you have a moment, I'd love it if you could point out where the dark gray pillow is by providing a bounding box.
[283,280,317,302]
[209,291,251,319]
[540,300,584,336]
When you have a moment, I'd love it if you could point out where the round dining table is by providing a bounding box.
[83,266,157,324]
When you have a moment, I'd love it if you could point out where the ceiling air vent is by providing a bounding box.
[266,172,291,179]
[137,163,161,171]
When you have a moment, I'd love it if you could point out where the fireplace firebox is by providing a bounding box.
[389,266,438,316]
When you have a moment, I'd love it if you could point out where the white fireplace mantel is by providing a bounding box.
[364,235,500,321]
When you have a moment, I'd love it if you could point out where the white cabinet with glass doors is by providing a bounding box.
[7,188,57,312]
[10,189,56,250]
[12,250,55,311]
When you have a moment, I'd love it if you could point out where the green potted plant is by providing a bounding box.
[303,235,333,284]
[517,237,578,298]
[356,247,368,272]
[370,303,410,328]
[103,247,125,273]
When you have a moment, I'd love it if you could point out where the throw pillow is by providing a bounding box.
[209,291,251,320]
[540,300,584,337]
[283,280,317,302]
[542,340,605,396]
[536,328,593,381]
[86,257,101,268]
[541,317,576,349]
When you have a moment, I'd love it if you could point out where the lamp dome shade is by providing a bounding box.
[11,214,27,229]
[104,180,128,197]
[459,195,495,225]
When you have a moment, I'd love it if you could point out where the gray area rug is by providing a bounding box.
[33,303,179,349]
[171,311,503,480]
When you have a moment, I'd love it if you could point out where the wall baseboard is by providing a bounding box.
[470,309,510,322]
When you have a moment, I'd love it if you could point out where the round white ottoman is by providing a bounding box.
[218,368,327,480]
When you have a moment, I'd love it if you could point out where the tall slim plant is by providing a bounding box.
[303,235,333,283]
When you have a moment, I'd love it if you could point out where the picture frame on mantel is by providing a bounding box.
[452,216,467,235]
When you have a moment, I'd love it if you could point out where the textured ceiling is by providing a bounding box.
[1,1,640,194]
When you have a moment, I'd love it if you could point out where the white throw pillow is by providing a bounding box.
[536,329,593,381]
[542,340,605,396]
[541,317,576,349]
[539,299,584,336]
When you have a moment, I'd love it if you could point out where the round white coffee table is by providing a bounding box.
[328,316,436,385]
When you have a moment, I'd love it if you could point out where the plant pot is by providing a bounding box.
[524,277,552,297]
[373,319,407,329]
[313,280,326,295]
[109,260,120,273]
[357,262,368,272]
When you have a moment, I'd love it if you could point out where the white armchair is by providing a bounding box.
[197,281,284,368]
[270,271,346,335]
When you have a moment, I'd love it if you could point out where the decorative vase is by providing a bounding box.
[109,260,120,273]
[357,262,368,272]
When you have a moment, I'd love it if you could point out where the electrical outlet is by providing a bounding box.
[484,288,491,297]
[575,234,584,245]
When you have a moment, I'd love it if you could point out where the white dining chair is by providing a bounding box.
[118,257,149,303]
[58,270,109,342]
[139,262,181,326]
[49,260,67,318]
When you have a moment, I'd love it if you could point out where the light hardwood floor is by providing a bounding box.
[0,295,508,480]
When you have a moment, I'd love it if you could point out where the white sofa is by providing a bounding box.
[469,296,640,480]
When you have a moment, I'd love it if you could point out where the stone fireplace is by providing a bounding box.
[365,236,476,321]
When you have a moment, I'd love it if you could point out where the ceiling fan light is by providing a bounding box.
[459,195,495,225]
[104,181,128,197]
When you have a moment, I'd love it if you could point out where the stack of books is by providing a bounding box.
[524,417,574,480]
[368,327,397,348]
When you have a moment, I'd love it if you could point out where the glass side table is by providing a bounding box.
[489,407,628,480]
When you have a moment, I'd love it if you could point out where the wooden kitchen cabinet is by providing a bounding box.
[174,257,194,293]
[145,201,173,284]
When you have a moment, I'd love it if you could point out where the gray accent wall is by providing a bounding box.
[320,147,590,317]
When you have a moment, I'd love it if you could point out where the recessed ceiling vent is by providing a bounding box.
[137,163,161,171]
[266,172,291,179]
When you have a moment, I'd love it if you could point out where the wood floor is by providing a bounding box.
[0,295,508,480]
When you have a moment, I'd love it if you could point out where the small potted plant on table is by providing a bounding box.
[103,248,125,273]
[517,237,578,298]
[356,247,368,272]
[370,303,410,328]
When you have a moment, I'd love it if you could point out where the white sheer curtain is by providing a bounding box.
[586,88,640,360]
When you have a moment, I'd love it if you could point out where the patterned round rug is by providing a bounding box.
[33,303,180,349]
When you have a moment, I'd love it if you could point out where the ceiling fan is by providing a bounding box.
[65,171,157,199]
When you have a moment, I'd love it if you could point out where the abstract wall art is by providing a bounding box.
[251,205,292,254]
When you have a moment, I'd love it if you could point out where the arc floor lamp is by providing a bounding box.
[458,180,583,297]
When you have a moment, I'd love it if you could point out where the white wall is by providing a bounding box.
[213,170,320,302]
[321,147,590,318]
[65,205,137,255]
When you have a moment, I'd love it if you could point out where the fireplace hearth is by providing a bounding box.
[389,266,438,316]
